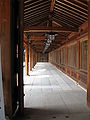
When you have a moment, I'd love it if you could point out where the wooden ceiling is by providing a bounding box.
[24,0,88,53]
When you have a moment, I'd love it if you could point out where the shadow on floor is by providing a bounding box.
[14,107,69,120]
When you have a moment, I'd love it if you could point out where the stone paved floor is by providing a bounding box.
[15,62,90,120]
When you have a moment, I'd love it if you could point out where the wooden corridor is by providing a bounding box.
[16,62,90,120]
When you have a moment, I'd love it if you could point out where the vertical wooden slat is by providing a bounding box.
[77,39,80,81]
[25,45,29,75]
[65,45,68,73]
[87,0,90,107]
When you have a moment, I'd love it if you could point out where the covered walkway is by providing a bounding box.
[16,62,90,120]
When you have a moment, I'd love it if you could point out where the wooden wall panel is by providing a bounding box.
[49,21,88,89]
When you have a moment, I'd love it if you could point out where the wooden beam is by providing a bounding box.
[24,6,49,18]
[87,0,90,107]
[24,3,50,15]
[54,8,84,23]
[31,42,43,45]
[50,0,55,13]
[25,45,29,75]
[30,36,47,41]
[55,5,86,22]
[53,20,62,27]
[24,9,49,20]
[55,1,87,21]
[63,0,87,12]
[24,26,78,33]
[74,0,88,7]
[56,0,87,16]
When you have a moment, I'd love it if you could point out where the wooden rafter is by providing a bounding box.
[56,0,87,16]
[24,13,49,22]
[54,8,84,23]
[54,11,82,26]
[24,3,50,15]
[63,0,88,12]
[54,5,86,22]
[24,9,49,20]
[24,0,50,12]
[55,3,87,21]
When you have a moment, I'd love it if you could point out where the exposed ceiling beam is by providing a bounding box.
[63,0,88,12]
[24,3,50,15]
[24,13,48,22]
[74,0,88,7]
[56,0,87,16]
[54,14,79,28]
[55,3,87,21]
[50,0,56,13]
[30,36,47,41]
[54,5,86,22]
[24,9,49,20]
[24,0,46,8]
[52,20,62,27]
[54,8,84,23]
[54,11,81,26]
[24,26,78,33]
[24,6,49,17]
[24,17,48,26]
[24,0,50,12]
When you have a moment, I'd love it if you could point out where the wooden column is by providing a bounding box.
[87,0,90,107]
[0,0,12,116]
[65,45,68,73]
[18,0,24,113]
[29,45,32,71]
[25,45,29,75]
[32,49,34,69]
[77,39,80,82]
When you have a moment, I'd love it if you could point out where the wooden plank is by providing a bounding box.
[87,0,90,107]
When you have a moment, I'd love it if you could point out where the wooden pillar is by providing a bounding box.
[77,39,80,81]
[87,0,90,107]
[29,45,32,71]
[65,45,68,73]
[32,49,34,69]
[0,0,13,116]
[18,0,24,113]
[25,45,29,75]
[60,49,61,65]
